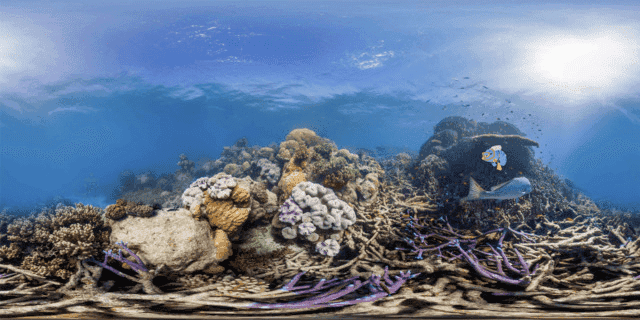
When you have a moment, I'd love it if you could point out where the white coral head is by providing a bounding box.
[282,227,297,240]
[316,238,340,256]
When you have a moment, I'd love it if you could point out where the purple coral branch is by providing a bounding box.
[451,240,530,285]
[88,240,149,278]
[248,266,419,309]
[398,214,537,285]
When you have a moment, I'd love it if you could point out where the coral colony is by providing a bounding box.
[397,211,537,286]
[2,121,640,317]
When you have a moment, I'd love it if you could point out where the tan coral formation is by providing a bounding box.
[274,128,384,207]
[0,204,110,279]
[213,228,232,261]
[202,196,250,237]
[104,199,155,220]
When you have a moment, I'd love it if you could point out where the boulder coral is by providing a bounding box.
[109,208,230,274]
[182,173,276,241]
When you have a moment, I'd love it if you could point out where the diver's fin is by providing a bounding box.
[462,177,485,202]
[490,180,511,191]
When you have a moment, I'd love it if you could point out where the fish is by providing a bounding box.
[481,145,507,171]
[460,177,532,202]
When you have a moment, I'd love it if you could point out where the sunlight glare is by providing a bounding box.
[524,28,639,101]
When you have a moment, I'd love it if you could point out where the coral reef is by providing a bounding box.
[4,123,640,319]
[407,116,598,229]
[181,172,277,243]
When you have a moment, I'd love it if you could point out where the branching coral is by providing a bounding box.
[247,266,419,309]
[0,204,110,279]
[88,240,163,294]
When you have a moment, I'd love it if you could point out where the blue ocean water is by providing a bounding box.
[1,0,639,215]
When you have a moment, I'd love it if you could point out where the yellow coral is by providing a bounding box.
[213,228,232,260]
[279,171,306,198]
[202,196,250,236]
[285,128,323,147]
[277,140,299,161]
[231,183,251,204]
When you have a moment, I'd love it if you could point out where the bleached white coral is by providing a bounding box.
[181,184,205,210]
[181,173,239,215]
[287,182,357,232]
[298,222,316,236]
[207,173,237,199]
[316,238,340,257]
[290,182,356,231]
[282,227,297,240]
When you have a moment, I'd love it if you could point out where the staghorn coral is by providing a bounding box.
[228,246,293,278]
[0,204,110,279]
